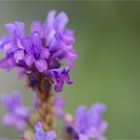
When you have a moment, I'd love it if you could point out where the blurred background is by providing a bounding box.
[0,1,140,140]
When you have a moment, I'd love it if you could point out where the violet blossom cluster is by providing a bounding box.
[0,10,108,140]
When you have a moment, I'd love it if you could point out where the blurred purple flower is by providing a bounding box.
[1,92,30,131]
[34,122,57,140]
[75,103,108,140]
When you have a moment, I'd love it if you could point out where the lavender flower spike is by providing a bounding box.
[0,10,107,140]
[1,92,30,131]
[0,10,77,92]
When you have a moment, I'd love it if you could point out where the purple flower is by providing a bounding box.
[52,11,77,68]
[0,10,77,71]
[1,92,30,131]
[1,21,24,54]
[34,122,57,140]
[0,22,25,69]
[75,103,108,140]
[0,10,77,92]
[22,32,49,72]
[47,67,73,92]
[31,10,78,68]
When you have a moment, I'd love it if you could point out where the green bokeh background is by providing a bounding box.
[0,1,140,139]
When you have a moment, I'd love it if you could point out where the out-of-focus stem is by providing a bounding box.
[36,78,55,131]
[27,67,55,131]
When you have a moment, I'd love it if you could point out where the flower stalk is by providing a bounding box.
[36,82,54,131]
[27,70,55,130]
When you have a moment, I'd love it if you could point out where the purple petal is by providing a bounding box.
[24,54,35,66]
[5,22,24,38]
[54,11,69,32]
[14,21,24,37]
[86,127,100,138]
[34,122,57,140]
[22,36,32,53]
[90,103,106,114]
[31,32,42,50]
[14,50,24,63]
[0,57,16,70]
[2,40,18,54]
[47,67,73,92]
[75,105,87,132]
[5,23,15,34]
[47,130,57,139]
[62,29,75,45]
[2,113,15,126]
[44,10,56,46]
[35,122,43,131]
[40,48,50,59]
[75,106,87,122]
[50,42,78,68]
[64,45,78,68]
[79,134,89,140]
[44,10,56,29]
[35,59,48,72]
[54,80,63,92]
[1,92,29,131]
[87,103,106,126]
[2,42,13,53]
[2,113,26,131]
[1,92,22,111]
[0,35,11,49]
[97,121,108,136]
[14,106,29,119]
[17,38,24,49]
[62,67,73,84]
[85,121,108,139]
[31,21,42,32]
